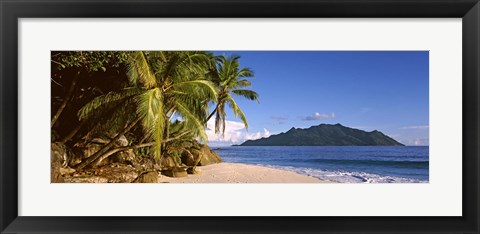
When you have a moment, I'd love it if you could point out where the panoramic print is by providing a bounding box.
[51,51,429,183]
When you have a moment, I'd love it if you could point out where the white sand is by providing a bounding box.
[159,162,329,183]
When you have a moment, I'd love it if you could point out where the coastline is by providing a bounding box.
[160,162,331,183]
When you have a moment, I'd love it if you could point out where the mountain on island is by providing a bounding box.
[239,123,404,146]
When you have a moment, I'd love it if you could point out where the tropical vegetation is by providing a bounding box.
[50,51,259,182]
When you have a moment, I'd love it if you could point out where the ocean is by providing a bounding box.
[213,146,429,183]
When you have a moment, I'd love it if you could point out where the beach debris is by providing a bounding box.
[63,163,138,183]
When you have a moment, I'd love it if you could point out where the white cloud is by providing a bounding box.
[400,125,429,130]
[302,112,336,121]
[206,119,271,145]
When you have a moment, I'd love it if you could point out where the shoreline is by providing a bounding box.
[160,162,331,183]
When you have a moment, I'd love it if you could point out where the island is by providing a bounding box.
[239,123,404,146]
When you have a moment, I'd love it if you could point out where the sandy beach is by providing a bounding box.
[159,162,329,183]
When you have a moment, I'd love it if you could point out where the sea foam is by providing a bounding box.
[260,164,428,183]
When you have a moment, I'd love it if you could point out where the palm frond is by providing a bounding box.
[152,109,164,160]
[235,79,252,88]
[127,52,157,88]
[231,89,259,103]
[173,80,218,101]
[149,51,167,62]
[134,88,162,129]
[87,98,138,136]
[134,88,165,159]
[210,54,257,135]
[77,88,142,121]
[237,67,254,78]
[174,99,208,142]
[226,95,248,130]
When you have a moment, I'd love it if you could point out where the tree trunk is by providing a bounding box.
[51,71,80,128]
[139,133,150,144]
[205,104,218,123]
[75,117,141,170]
[92,130,192,167]
[162,115,170,153]
[92,142,155,167]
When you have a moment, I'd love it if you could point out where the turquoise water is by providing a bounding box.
[213,146,429,183]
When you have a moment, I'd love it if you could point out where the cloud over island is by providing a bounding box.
[302,112,336,121]
[206,119,271,146]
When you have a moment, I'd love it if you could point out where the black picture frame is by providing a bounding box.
[1,0,479,233]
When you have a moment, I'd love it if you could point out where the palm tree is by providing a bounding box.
[207,55,259,135]
[75,51,217,169]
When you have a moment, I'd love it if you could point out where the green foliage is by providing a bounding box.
[71,51,260,163]
[136,147,151,156]
[162,121,197,164]
[126,52,157,88]
[90,98,138,136]
[77,88,143,121]
[226,96,248,129]
[51,51,129,72]
[211,55,259,135]
[128,51,217,159]
[77,51,223,160]
[136,88,165,159]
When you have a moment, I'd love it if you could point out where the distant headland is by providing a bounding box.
[238,123,404,146]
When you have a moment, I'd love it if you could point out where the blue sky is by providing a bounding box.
[206,51,429,146]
